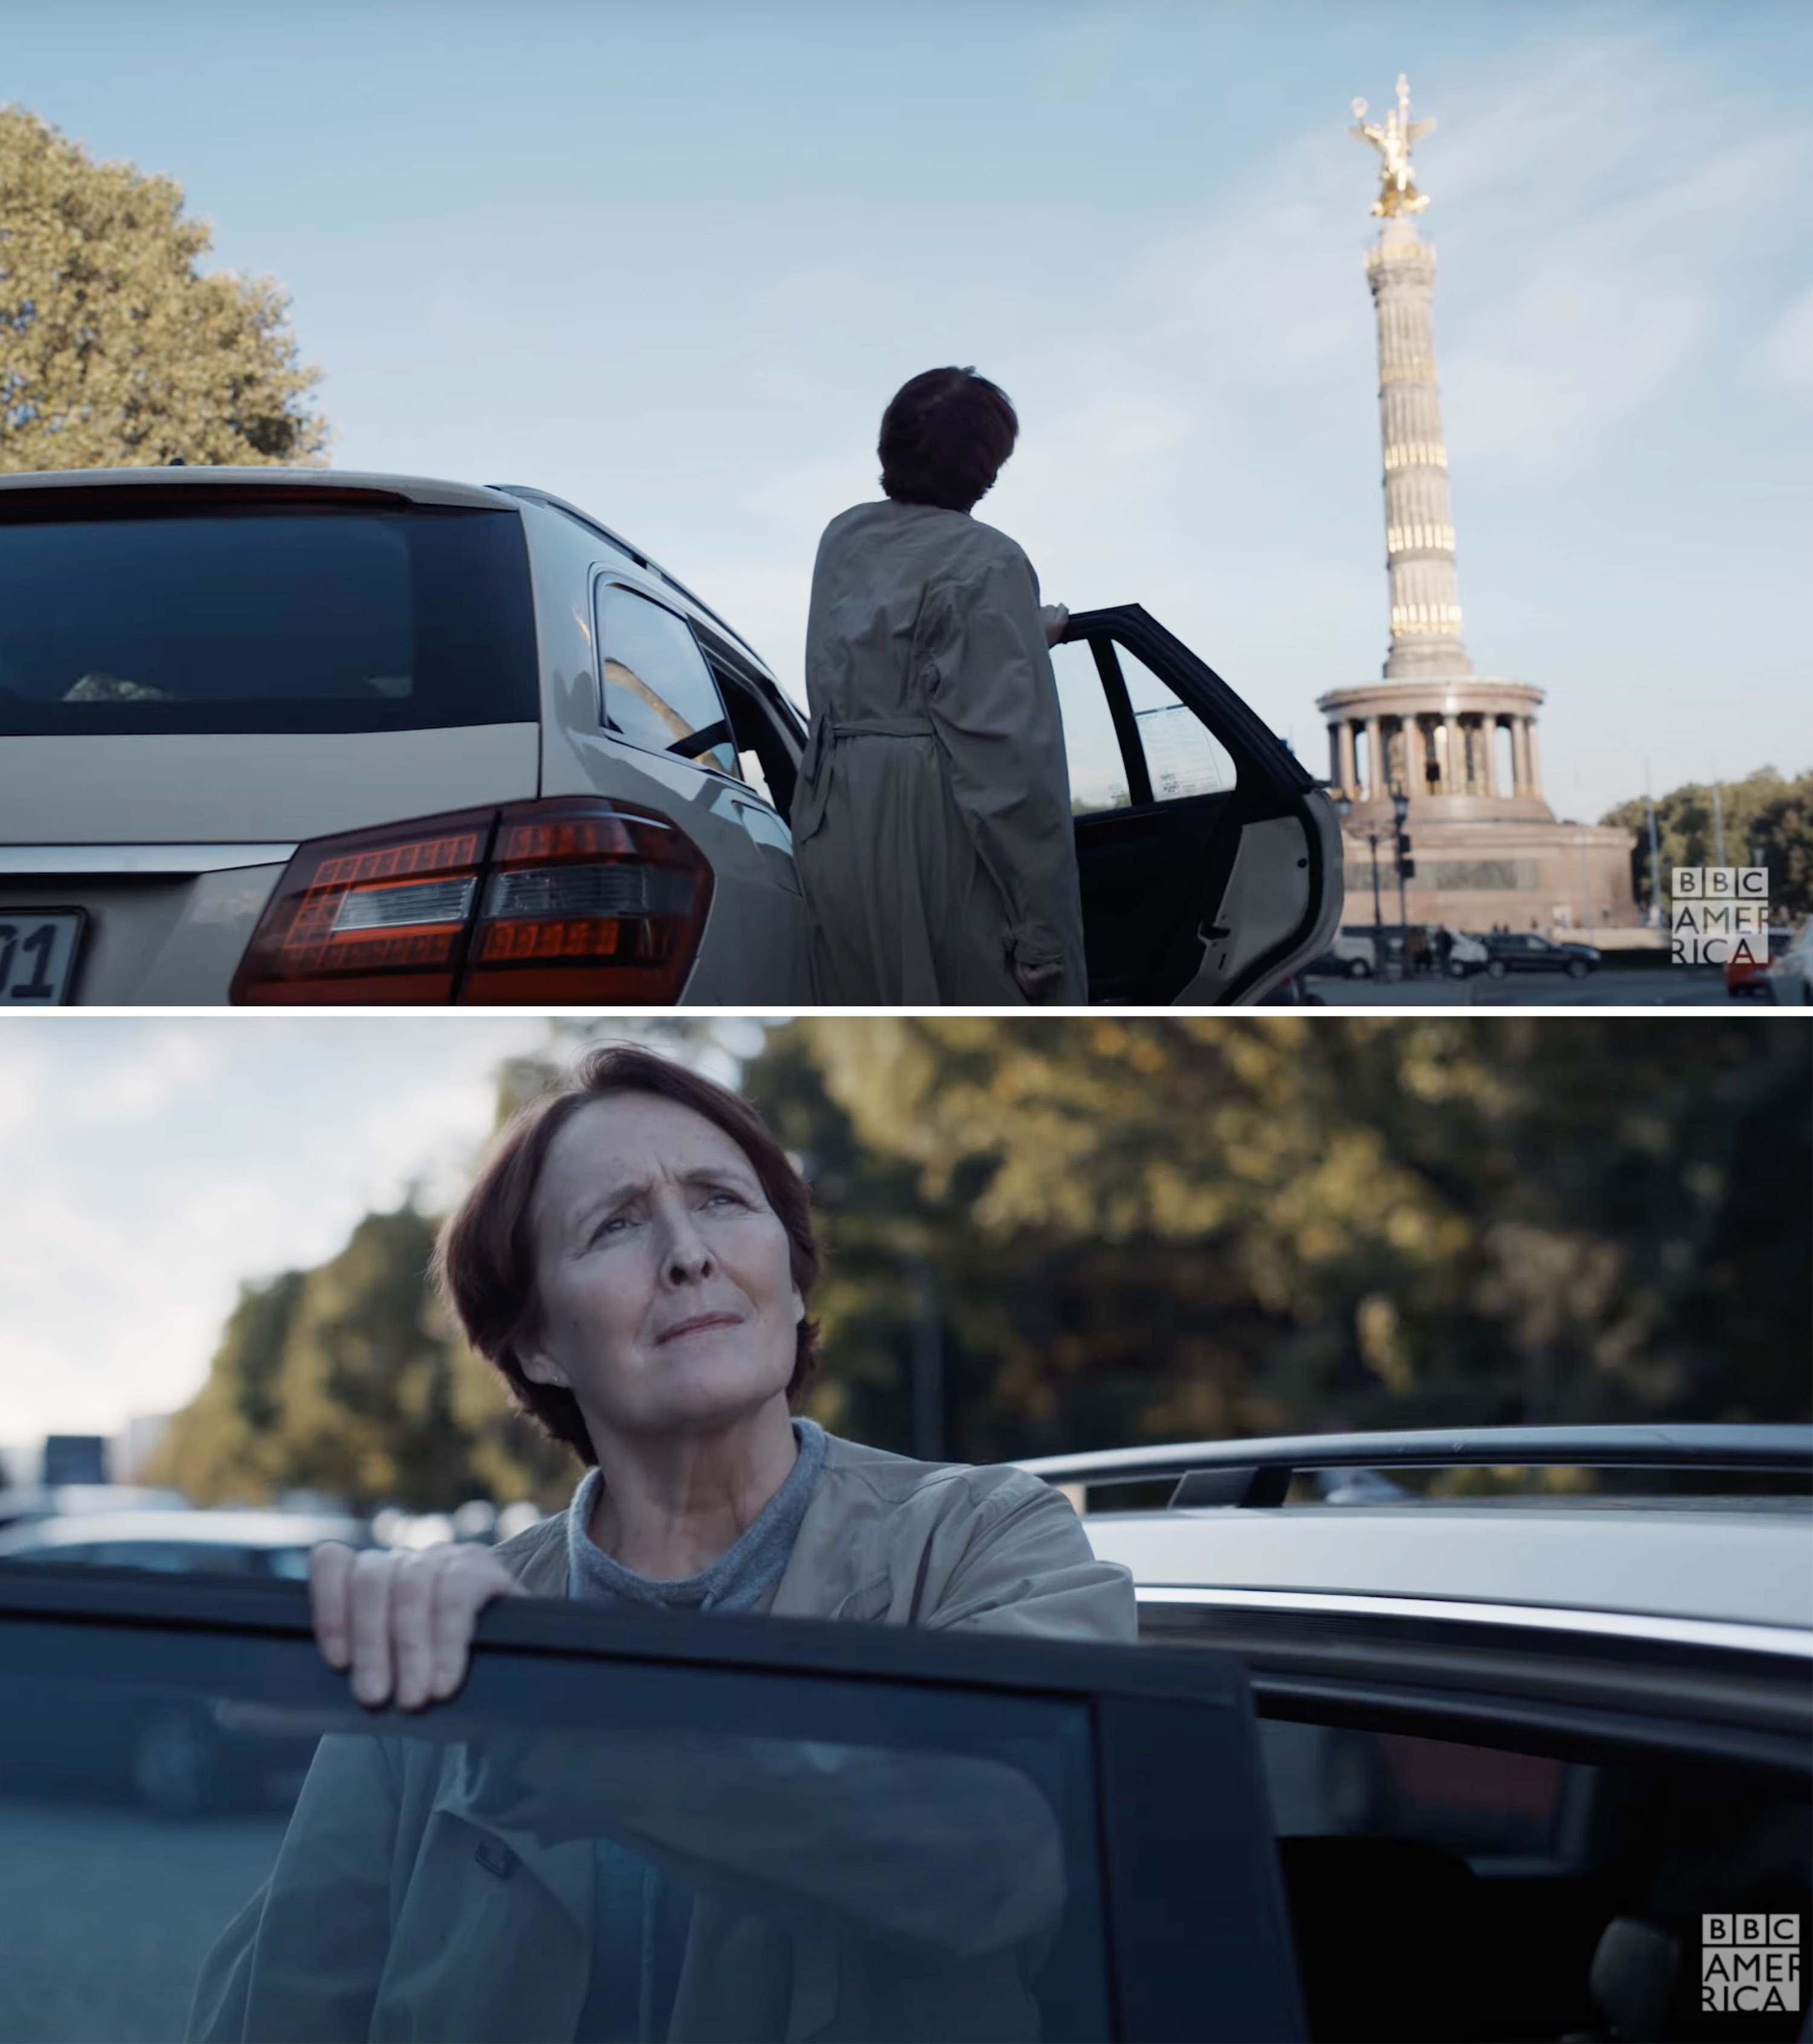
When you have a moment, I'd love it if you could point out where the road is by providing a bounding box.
[0,1794,288,2043]
[1302,967,1750,1007]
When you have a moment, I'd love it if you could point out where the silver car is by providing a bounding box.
[0,1506,367,1577]
[0,467,1341,1006]
[1019,1425,1812,2043]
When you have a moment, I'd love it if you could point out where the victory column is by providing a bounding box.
[1317,77,1637,941]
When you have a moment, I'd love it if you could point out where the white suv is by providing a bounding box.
[0,467,1341,1005]
[1019,1425,1812,2043]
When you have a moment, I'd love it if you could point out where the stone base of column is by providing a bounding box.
[1336,816,1641,937]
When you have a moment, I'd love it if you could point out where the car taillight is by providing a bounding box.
[230,809,494,1003]
[230,798,713,1004]
[460,799,713,1003]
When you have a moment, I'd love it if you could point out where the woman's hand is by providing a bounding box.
[1039,603,1068,648]
[308,1541,528,1712]
[1012,959,1065,1004]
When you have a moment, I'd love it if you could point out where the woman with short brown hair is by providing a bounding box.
[435,1043,823,1466]
[193,1045,1133,2042]
[791,368,1086,1006]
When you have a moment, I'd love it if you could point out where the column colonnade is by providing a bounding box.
[1323,708,1544,802]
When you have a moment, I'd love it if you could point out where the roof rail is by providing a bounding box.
[1013,1425,1813,1510]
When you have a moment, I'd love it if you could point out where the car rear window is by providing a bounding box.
[0,503,538,735]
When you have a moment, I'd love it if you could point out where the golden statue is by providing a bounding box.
[1351,74,1434,217]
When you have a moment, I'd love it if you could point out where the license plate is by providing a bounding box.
[0,911,85,1004]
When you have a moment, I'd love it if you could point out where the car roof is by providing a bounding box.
[494,484,775,676]
[0,466,517,511]
[1078,1499,1812,1635]
[0,1508,364,1553]
[1017,1426,1813,1637]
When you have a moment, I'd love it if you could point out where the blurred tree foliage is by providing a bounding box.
[1602,769,1813,920]
[147,1207,571,1512]
[149,1018,1809,1510]
[0,105,327,470]
[753,1018,1809,1463]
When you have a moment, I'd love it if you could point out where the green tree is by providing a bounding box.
[147,1205,571,1512]
[149,1019,1809,1511]
[745,1017,1809,1463]
[0,104,327,470]
[1603,769,1813,920]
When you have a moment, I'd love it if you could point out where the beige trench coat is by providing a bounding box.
[790,502,1087,1004]
[187,1433,1136,2043]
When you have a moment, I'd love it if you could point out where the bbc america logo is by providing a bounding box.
[1672,867,1770,966]
[1703,1914,1800,2014]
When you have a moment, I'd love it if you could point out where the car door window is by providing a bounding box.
[257,1547,314,1580]
[87,1542,253,1574]
[595,583,738,778]
[1049,640,1133,813]
[1259,1717,1590,1865]
[1256,1712,1811,2044]
[0,1576,1300,2043]
[1114,644,1237,802]
[1050,638,1238,813]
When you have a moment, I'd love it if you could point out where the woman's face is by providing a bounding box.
[519,1092,803,1444]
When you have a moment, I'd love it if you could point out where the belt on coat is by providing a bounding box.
[794,711,937,845]
[825,714,935,739]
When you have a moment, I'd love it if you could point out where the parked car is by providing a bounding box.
[0,1505,366,1579]
[0,1534,1297,2041]
[1305,928,1377,979]
[1440,927,1489,977]
[0,1509,368,1817]
[1765,921,1813,1005]
[0,467,1341,1007]
[4,1434,1803,2040]
[1479,930,1601,978]
[1307,925,1485,983]
[1018,1425,1812,2044]
[1726,927,1795,998]
[0,1483,191,1535]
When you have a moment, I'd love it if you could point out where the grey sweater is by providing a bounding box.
[564,1421,828,2040]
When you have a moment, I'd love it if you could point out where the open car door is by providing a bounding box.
[1052,607,1343,1004]
[0,1561,1306,2043]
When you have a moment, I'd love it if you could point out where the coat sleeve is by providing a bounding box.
[923,550,1083,971]
[186,1734,403,2042]
[467,1727,1065,1963]
[922,1478,1139,1644]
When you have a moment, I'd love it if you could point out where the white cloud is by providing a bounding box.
[66,1021,228,1128]
[0,1019,551,1447]
[0,1041,48,1143]
[1057,33,1811,494]
[1747,282,1813,397]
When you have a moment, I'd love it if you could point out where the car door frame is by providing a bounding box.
[1136,1588,1813,2044]
[1058,607,1343,1004]
[587,573,808,891]
[1131,1590,1813,1777]
[691,617,807,821]
[0,1561,1309,2044]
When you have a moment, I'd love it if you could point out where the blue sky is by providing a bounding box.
[0,1017,780,1457]
[5,2,1811,824]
